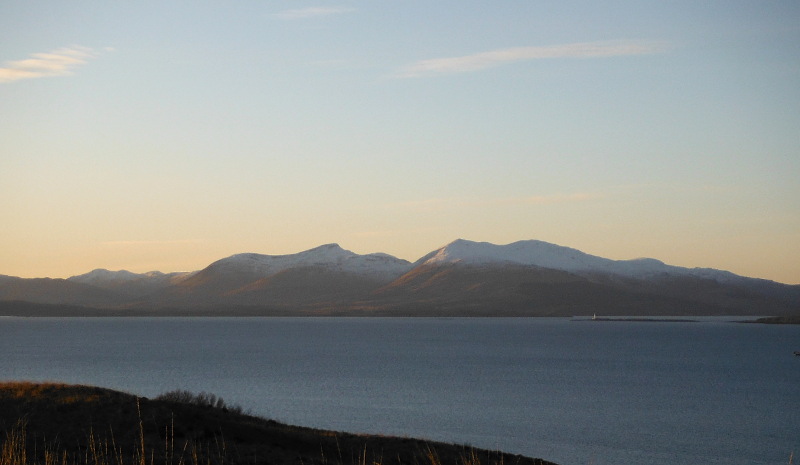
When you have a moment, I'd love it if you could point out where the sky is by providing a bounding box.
[2,1,799,284]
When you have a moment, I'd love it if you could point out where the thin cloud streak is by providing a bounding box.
[396,40,667,78]
[354,227,440,238]
[513,192,601,205]
[393,193,601,211]
[0,46,102,83]
[273,7,354,20]
[100,239,204,247]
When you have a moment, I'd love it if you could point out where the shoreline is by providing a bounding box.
[1,301,794,320]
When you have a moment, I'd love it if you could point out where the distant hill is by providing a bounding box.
[0,381,556,465]
[1,239,798,316]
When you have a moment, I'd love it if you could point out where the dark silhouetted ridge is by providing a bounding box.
[0,382,558,465]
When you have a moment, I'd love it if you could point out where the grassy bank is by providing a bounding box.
[0,382,556,465]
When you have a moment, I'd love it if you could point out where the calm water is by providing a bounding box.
[1,317,798,465]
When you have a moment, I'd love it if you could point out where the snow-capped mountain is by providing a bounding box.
[69,269,150,285]
[69,269,191,287]
[201,244,413,281]
[395,239,799,316]
[0,239,797,316]
[149,244,414,308]
[420,239,653,273]
[419,239,739,282]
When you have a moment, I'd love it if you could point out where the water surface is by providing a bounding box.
[1,317,797,465]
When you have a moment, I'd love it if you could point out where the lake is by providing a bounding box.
[1,317,797,465]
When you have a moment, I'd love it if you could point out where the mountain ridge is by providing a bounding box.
[2,239,798,317]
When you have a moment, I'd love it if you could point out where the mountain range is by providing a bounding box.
[1,239,798,317]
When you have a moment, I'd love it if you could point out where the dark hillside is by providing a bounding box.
[0,382,557,465]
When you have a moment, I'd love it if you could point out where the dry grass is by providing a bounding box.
[0,383,555,465]
[0,383,102,405]
[1,421,516,465]
[0,382,70,400]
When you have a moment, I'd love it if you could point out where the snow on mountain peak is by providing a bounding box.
[66,240,750,291]
[210,244,412,280]
[422,239,702,279]
[69,268,142,284]
[68,268,189,289]
[424,239,614,271]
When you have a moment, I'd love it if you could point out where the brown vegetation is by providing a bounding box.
[0,382,557,465]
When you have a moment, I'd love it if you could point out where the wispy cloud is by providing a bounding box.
[0,46,105,84]
[511,192,601,205]
[392,193,601,211]
[100,239,203,247]
[395,40,667,78]
[272,6,354,20]
[354,227,439,238]
[391,197,462,212]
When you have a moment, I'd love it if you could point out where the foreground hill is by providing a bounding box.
[1,239,798,316]
[0,382,555,465]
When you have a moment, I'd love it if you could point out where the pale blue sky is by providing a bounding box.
[2,1,799,283]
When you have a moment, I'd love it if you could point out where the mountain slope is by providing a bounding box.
[190,244,412,280]
[388,239,800,316]
[0,275,126,307]
[68,269,193,297]
[419,239,723,280]
[152,244,413,308]
[371,262,787,317]
[0,239,797,316]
